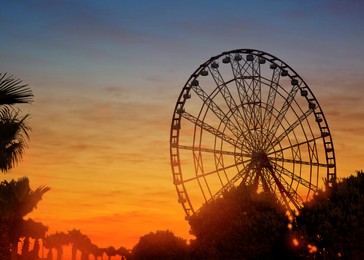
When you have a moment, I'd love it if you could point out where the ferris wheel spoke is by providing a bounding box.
[266,109,314,151]
[235,161,256,189]
[243,54,263,134]
[217,116,256,153]
[182,111,252,154]
[208,66,246,131]
[265,170,294,209]
[202,161,254,206]
[277,174,305,204]
[268,156,327,168]
[266,165,301,211]
[182,111,238,147]
[261,67,280,132]
[261,168,277,193]
[192,150,210,201]
[183,159,251,184]
[252,165,264,191]
[270,161,318,190]
[207,65,258,152]
[177,144,250,157]
[236,105,261,151]
[276,174,304,209]
[266,135,322,157]
[214,148,230,185]
[263,85,300,149]
[230,58,261,150]
[259,169,272,193]
[230,53,262,105]
[190,82,244,139]
[192,80,239,133]
[230,56,254,104]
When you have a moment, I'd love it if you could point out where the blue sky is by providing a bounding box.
[2,0,364,82]
[1,0,364,249]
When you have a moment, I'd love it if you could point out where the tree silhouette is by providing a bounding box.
[132,230,188,260]
[189,184,293,259]
[117,246,130,260]
[0,73,35,260]
[89,243,104,260]
[78,234,92,260]
[45,232,69,260]
[296,171,364,259]
[68,229,84,260]
[0,177,49,260]
[11,218,48,259]
[0,73,33,172]
[105,246,117,260]
[0,73,33,105]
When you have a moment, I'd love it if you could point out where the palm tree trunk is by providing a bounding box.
[10,240,18,260]
[29,239,40,259]
[21,237,29,256]
[56,247,63,260]
[0,220,11,260]
[47,249,53,260]
[71,246,77,260]
[10,251,17,260]
[81,251,86,260]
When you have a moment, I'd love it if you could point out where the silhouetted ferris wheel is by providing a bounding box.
[170,49,336,218]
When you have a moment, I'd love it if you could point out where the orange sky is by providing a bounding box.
[2,0,364,255]
[8,86,192,250]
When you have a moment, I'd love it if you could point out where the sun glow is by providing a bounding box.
[292,238,299,247]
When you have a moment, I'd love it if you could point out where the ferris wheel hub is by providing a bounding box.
[251,152,273,170]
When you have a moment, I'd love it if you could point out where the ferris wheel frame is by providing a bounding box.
[170,49,336,218]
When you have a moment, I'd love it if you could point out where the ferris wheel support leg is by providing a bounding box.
[267,166,300,212]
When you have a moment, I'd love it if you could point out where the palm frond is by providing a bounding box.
[13,177,31,201]
[33,185,51,197]
[18,182,50,217]
[0,108,31,172]
[0,73,33,105]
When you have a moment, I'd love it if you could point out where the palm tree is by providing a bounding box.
[0,108,30,171]
[0,73,34,260]
[116,246,130,260]
[69,230,93,260]
[8,218,47,259]
[0,73,33,172]
[44,233,56,260]
[78,234,92,260]
[0,177,49,260]
[89,243,104,260]
[105,246,116,260]
[45,232,69,260]
[21,219,48,259]
[68,229,83,260]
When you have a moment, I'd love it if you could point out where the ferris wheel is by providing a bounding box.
[170,49,336,218]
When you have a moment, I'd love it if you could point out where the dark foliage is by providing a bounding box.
[0,73,33,172]
[188,184,295,259]
[296,171,364,259]
[132,230,189,260]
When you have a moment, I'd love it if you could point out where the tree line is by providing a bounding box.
[1,73,364,259]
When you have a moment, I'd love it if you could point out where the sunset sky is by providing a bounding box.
[1,0,364,252]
